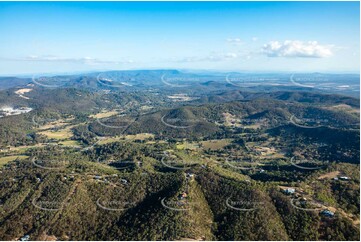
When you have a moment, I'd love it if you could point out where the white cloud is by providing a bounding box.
[224,53,238,59]
[262,40,333,58]
[227,38,242,43]
[176,52,238,63]
[226,38,243,45]
[3,55,133,65]
[252,37,258,42]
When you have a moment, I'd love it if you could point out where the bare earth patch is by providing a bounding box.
[15,88,33,99]
[318,171,341,180]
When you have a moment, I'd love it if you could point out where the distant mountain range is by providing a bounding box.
[0,70,359,98]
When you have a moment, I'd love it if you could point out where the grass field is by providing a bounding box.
[38,125,74,140]
[243,123,262,129]
[125,133,154,140]
[97,136,123,145]
[4,144,46,153]
[0,155,29,167]
[96,133,154,145]
[176,142,200,150]
[201,139,232,150]
[89,110,119,119]
[36,117,75,130]
[59,140,82,147]
[145,140,167,144]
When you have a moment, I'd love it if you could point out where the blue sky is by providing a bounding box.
[0,1,359,75]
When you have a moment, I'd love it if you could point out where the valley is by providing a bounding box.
[0,70,359,241]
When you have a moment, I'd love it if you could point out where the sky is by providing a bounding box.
[0,1,359,75]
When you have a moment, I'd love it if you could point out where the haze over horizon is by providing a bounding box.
[0,1,359,75]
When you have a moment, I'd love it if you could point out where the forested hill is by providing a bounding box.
[0,71,359,241]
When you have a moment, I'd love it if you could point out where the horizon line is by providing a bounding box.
[1,68,360,78]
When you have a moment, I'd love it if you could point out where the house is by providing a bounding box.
[282,188,295,195]
[320,209,335,217]
[178,192,188,200]
[300,197,308,205]
[339,176,350,181]
[94,175,101,180]
[186,173,194,179]
[121,179,128,185]
[20,235,30,241]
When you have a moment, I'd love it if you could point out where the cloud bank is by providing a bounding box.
[262,40,333,58]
